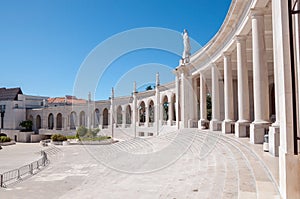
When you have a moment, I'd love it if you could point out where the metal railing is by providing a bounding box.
[0,150,49,188]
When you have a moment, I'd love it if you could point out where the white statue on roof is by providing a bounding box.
[182,29,191,64]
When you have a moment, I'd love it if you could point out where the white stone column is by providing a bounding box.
[222,52,234,134]
[168,100,173,125]
[122,108,126,128]
[160,102,164,124]
[155,73,160,135]
[181,71,188,128]
[63,117,67,130]
[235,35,251,137]
[210,65,220,131]
[110,88,115,138]
[193,77,198,120]
[53,115,57,130]
[269,4,282,157]
[273,1,300,198]
[145,106,149,127]
[249,9,270,144]
[198,72,208,129]
[175,74,180,129]
[132,82,137,137]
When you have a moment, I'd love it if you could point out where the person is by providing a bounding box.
[182,29,191,63]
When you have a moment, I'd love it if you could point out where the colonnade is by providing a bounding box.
[175,8,276,145]
[175,3,300,197]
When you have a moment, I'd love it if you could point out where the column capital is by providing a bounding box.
[250,8,265,18]
[223,51,231,58]
[199,71,205,76]
[235,35,247,42]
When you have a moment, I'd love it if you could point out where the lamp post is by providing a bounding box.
[0,105,6,130]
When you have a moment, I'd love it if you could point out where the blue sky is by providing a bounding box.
[0,0,231,100]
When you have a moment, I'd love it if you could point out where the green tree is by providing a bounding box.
[76,126,88,137]
[145,85,153,91]
[19,120,33,131]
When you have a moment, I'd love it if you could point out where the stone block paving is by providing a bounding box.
[0,130,281,198]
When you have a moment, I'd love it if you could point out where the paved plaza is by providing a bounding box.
[0,130,280,198]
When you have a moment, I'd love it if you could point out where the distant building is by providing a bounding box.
[0,87,47,130]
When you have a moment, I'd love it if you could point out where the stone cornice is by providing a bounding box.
[235,35,247,42]
[223,51,232,58]
[250,8,265,18]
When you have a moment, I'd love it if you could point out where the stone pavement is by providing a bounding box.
[0,129,280,198]
[0,143,44,173]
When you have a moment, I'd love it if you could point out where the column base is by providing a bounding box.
[188,119,198,128]
[269,125,280,157]
[222,120,235,134]
[210,120,221,131]
[235,122,250,138]
[198,119,209,129]
[250,122,270,144]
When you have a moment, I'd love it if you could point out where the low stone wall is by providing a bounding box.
[0,141,16,146]
[31,134,49,143]
[39,129,76,136]
[1,130,32,143]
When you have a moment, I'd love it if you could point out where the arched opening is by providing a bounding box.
[148,100,154,123]
[70,112,77,130]
[48,113,54,129]
[79,111,85,127]
[103,108,109,127]
[162,96,169,121]
[56,113,62,130]
[94,109,100,127]
[139,101,146,123]
[116,106,122,124]
[126,105,132,124]
[269,83,276,122]
[36,115,41,129]
[207,93,212,121]
[172,94,176,122]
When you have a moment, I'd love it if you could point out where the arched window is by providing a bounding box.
[148,100,154,123]
[172,94,176,121]
[117,106,122,124]
[126,105,131,124]
[70,112,77,130]
[79,111,85,127]
[162,96,169,121]
[94,109,100,127]
[103,108,109,126]
[48,113,54,129]
[36,115,41,129]
[56,113,62,130]
[139,101,146,123]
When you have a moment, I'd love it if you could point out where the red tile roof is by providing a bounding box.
[47,96,86,105]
